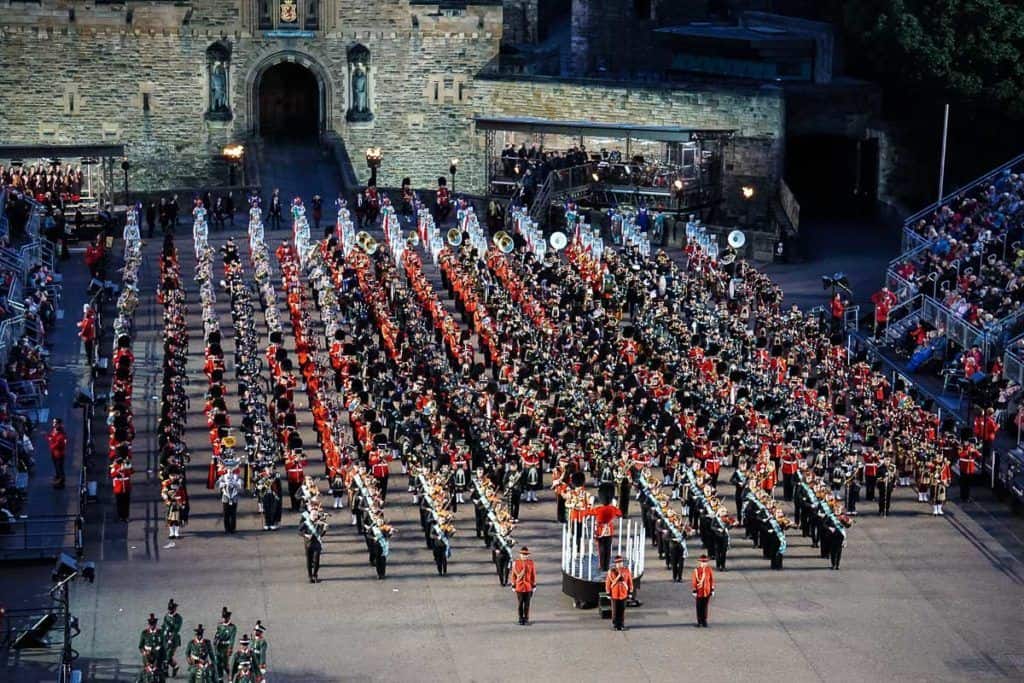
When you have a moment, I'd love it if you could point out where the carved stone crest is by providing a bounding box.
[280,0,298,23]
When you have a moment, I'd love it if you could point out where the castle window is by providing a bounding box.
[142,93,151,113]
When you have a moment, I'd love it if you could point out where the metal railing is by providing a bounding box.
[0,313,25,369]
[882,294,923,343]
[919,295,989,357]
[901,225,932,253]
[1004,336,1024,387]
[0,514,84,561]
[843,304,861,333]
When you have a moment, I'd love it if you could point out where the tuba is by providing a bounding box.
[493,231,514,254]
[356,231,378,255]
[447,228,463,247]
[407,231,420,248]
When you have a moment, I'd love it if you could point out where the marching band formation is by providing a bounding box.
[114,169,985,667]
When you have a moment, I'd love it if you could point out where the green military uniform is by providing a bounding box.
[230,640,258,678]
[231,663,257,683]
[214,612,237,681]
[188,658,216,683]
[186,631,217,682]
[136,663,162,683]
[137,620,164,669]
[162,603,183,676]
[251,636,267,675]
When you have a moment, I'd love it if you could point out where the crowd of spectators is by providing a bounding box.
[892,168,1024,327]
[0,181,64,529]
[879,164,1024,441]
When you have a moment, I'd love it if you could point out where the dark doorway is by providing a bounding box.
[258,62,319,138]
[786,135,878,218]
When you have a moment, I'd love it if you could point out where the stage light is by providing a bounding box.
[822,272,852,295]
[673,179,683,191]
[592,172,600,182]
[741,185,755,200]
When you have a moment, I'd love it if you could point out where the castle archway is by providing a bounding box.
[248,51,334,138]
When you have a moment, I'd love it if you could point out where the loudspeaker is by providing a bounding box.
[12,612,56,649]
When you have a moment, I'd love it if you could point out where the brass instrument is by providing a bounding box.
[493,231,514,254]
[447,228,463,247]
[407,231,420,248]
[355,231,378,255]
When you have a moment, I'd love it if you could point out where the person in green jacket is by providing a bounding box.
[162,598,183,678]
[230,634,259,678]
[251,621,268,679]
[137,614,163,671]
[185,625,217,682]
[214,607,237,681]
[231,659,258,683]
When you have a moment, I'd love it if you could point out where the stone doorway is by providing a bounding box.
[257,61,320,139]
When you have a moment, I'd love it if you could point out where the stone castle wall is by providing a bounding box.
[0,0,784,205]
[471,75,785,217]
[0,1,503,193]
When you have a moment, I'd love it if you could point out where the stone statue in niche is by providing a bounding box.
[211,63,228,109]
[205,40,233,121]
[346,44,373,122]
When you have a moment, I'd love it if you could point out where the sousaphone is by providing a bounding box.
[447,228,463,247]
[493,230,514,254]
[549,231,568,251]
[355,231,378,255]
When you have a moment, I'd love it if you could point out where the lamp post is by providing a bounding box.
[449,158,459,196]
[222,144,245,186]
[741,185,755,227]
[366,147,382,187]
[120,159,130,206]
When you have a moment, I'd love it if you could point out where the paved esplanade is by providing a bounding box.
[6,225,1024,683]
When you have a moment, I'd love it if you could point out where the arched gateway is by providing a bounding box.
[248,51,334,138]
